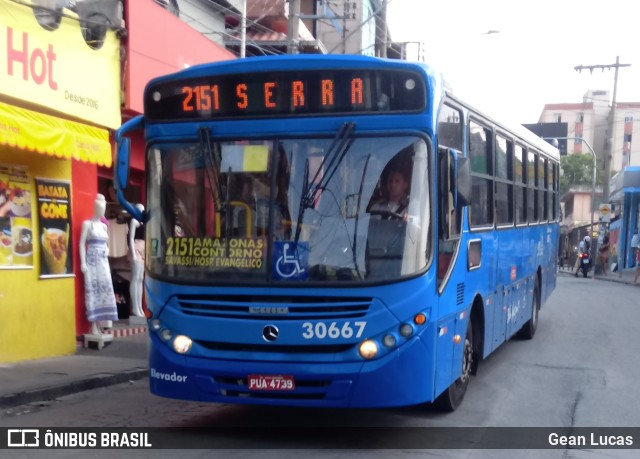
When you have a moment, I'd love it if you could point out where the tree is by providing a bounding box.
[560,153,592,194]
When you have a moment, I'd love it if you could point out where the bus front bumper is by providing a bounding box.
[148,333,436,408]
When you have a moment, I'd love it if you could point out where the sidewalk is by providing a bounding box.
[1,268,638,412]
[558,264,638,284]
[0,320,149,410]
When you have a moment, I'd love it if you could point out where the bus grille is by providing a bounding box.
[175,295,372,320]
[456,283,464,305]
[194,340,355,354]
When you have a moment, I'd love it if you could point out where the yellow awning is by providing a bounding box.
[0,102,112,167]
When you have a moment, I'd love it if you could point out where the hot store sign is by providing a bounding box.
[0,1,121,129]
[6,28,58,90]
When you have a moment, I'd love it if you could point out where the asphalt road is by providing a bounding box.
[2,274,639,458]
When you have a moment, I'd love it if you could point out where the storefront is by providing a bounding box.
[609,166,640,270]
[0,0,120,363]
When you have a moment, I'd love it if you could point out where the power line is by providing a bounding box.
[179,0,287,56]
[327,0,393,54]
[575,56,631,200]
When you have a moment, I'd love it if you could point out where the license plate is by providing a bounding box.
[248,374,295,391]
[582,259,589,264]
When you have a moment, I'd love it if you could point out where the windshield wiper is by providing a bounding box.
[302,122,355,208]
[199,128,223,210]
[293,122,356,246]
[351,154,370,280]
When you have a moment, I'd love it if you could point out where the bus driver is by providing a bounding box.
[369,170,410,220]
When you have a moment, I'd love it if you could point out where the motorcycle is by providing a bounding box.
[576,251,590,278]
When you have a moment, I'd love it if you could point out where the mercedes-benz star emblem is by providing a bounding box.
[262,325,279,342]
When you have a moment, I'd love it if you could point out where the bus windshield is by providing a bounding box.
[146,135,431,284]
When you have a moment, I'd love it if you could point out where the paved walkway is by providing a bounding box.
[0,321,149,410]
[1,269,638,411]
[559,264,638,284]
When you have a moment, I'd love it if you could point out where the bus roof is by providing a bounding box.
[146,54,437,88]
[445,91,560,161]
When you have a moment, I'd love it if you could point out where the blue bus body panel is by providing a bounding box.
[145,275,444,408]
[149,332,437,408]
[459,222,558,358]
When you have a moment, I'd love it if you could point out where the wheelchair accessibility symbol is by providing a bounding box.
[272,241,308,280]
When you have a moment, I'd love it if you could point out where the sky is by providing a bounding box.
[386,0,640,124]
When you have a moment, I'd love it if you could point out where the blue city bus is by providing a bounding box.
[114,54,559,411]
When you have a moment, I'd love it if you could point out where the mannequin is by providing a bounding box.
[79,193,119,335]
[128,203,145,318]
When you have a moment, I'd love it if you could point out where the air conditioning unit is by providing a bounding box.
[76,0,123,27]
[75,0,123,49]
[32,0,68,31]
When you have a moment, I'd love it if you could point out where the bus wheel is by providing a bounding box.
[434,320,473,412]
[517,277,540,340]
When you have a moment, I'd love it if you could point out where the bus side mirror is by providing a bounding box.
[456,155,471,208]
[115,137,130,192]
[114,115,145,222]
[448,149,471,208]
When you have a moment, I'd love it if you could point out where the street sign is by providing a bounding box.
[599,203,611,223]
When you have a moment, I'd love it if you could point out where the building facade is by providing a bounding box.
[0,0,235,364]
[0,0,120,363]
[540,90,640,271]
[221,0,392,58]
[0,0,397,363]
[539,89,640,173]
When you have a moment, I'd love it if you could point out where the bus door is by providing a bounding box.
[433,103,473,395]
[434,144,469,395]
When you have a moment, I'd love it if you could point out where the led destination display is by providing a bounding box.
[144,69,426,120]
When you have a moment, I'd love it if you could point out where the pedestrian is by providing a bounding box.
[631,230,639,267]
[598,233,610,275]
[635,248,640,284]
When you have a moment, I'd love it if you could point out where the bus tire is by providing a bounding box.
[434,319,473,412]
[517,277,540,340]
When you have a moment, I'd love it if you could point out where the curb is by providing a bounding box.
[558,268,635,285]
[0,368,148,410]
[112,327,147,338]
[74,327,148,347]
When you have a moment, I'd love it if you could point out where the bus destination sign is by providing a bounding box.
[144,69,426,121]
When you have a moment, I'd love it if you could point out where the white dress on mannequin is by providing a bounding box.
[79,194,118,335]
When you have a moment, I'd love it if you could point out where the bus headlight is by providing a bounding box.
[160,329,173,341]
[382,334,396,348]
[400,323,413,337]
[150,319,162,331]
[173,335,192,354]
[358,339,378,359]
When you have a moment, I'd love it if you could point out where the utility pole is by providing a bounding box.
[288,0,300,54]
[574,56,631,201]
[327,0,388,54]
[380,0,387,58]
[240,0,246,58]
